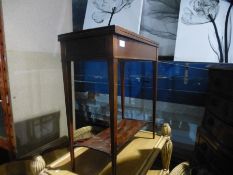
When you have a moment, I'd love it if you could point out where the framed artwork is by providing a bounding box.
[140,0,181,56]
[175,0,233,63]
[83,0,144,34]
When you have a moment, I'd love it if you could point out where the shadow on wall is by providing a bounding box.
[14,111,60,157]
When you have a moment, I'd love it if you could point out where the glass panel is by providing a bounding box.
[0,101,6,138]
[14,112,60,157]
[74,61,110,129]
[74,61,207,151]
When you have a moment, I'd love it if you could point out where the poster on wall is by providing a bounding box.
[140,0,181,56]
[175,0,233,63]
[83,0,144,34]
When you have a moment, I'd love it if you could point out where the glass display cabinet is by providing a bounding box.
[58,25,158,175]
[0,3,14,153]
[1,3,59,159]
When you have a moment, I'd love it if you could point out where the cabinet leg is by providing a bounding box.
[120,61,125,119]
[152,61,158,138]
[62,60,75,171]
[108,59,118,175]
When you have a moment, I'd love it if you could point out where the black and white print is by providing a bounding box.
[140,0,181,56]
[175,0,233,63]
[83,0,143,33]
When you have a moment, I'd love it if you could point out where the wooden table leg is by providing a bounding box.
[120,61,125,119]
[152,61,158,138]
[61,58,75,171]
[108,59,118,175]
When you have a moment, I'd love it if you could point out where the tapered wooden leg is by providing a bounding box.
[61,58,75,171]
[108,59,118,175]
[152,61,158,138]
[120,61,125,119]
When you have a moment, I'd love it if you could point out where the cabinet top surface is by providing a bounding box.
[208,65,233,71]
[58,25,158,47]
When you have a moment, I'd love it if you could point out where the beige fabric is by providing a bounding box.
[48,130,167,175]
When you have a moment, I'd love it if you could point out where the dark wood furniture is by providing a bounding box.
[195,66,233,174]
[58,25,158,175]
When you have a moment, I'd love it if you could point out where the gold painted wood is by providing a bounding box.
[161,123,171,137]
[161,123,173,173]
[47,130,168,175]
[43,170,78,175]
[161,140,173,173]
[29,155,46,175]
[146,170,167,175]
[1,125,173,175]
[169,162,190,175]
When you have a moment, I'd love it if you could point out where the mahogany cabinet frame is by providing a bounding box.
[58,25,158,175]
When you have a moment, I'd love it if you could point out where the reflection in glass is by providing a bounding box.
[74,61,206,149]
[15,112,60,157]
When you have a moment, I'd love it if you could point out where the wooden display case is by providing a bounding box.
[58,25,158,175]
[195,66,233,174]
[0,1,15,153]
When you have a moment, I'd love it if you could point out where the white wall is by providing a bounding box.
[2,0,72,137]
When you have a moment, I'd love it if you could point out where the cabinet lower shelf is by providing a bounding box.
[74,119,146,154]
